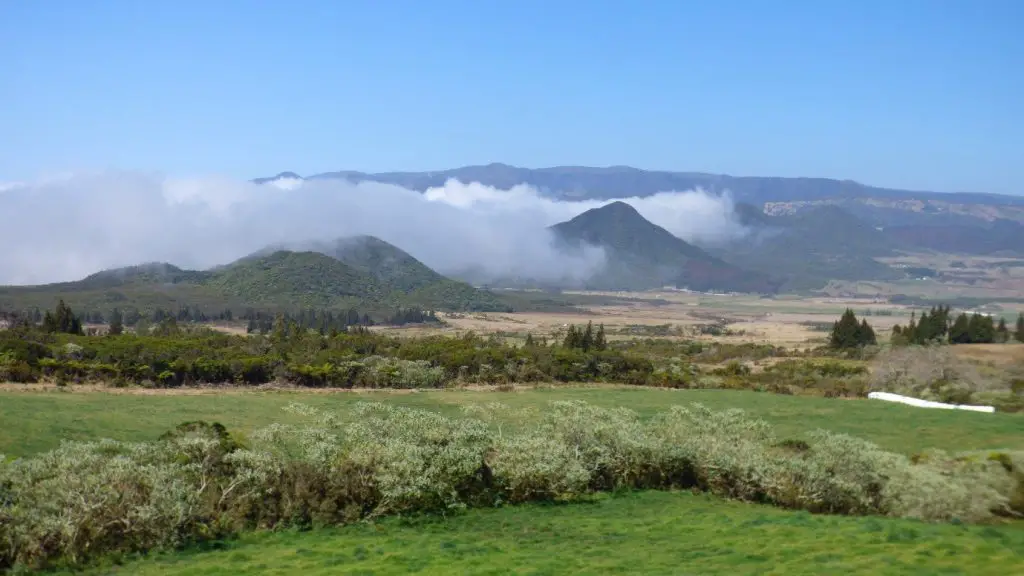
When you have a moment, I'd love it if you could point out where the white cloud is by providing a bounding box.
[0,171,748,286]
[423,179,749,245]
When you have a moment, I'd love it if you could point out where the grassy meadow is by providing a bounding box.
[70,490,1024,576]
[3,386,1023,574]
[2,386,1022,458]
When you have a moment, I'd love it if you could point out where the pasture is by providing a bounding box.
[71,491,1024,576]
[2,386,1022,458]
[3,386,1020,576]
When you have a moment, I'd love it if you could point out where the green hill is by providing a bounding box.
[713,205,902,291]
[0,237,511,320]
[550,201,781,293]
[325,236,446,292]
[205,250,388,308]
[321,236,509,312]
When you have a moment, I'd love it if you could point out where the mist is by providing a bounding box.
[0,171,749,286]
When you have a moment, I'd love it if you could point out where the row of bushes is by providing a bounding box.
[9,322,1019,409]
[0,326,689,388]
[1,401,1020,572]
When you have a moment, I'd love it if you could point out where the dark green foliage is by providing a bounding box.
[41,300,82,335]
[890,305,986,346]
[325,236,508,312]
[1,319,664,388]
[967,313,996,344]
[562,322,608,353]
[1017,313,1024,343]
[0,242,513,321]
[996,318,1010,343]
[108,308,124,336]
[949,313,971,344]
[594,323,607,351]
[208,251,387,307]
[829,309,876,349]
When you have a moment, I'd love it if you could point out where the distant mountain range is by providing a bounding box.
[256,163,1024,256]
[255,163,1024,207]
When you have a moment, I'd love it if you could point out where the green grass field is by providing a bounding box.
[2,386,1021,458]
[73,491,1024,576]
[4,386,1023,575]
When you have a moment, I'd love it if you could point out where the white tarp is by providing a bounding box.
[867,391,995,413]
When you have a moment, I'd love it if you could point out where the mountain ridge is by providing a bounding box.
[548,201,781,293]
[254,164,1023,206]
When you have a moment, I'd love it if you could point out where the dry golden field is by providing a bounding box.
[369,291,938,347]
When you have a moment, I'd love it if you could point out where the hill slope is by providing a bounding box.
[205,251,388,308]
[714,206,902,291]
[550,202,780,293]
[0,237,512,318]
[317,236,510,311]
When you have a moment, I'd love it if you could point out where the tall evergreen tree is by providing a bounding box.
[581,321,595,352]
[859,319,877,346]
[949,313,971,344]
[108,308,124,336]
[1016,312,1024,343]
[996,317,1009,343]
[563,325,580,349]
[829,308,862,349]
[42,300,83,335]
[594,323,607,351]
[967,314,995,344]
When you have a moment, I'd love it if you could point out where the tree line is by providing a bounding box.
[1,300,444,336]
[891,305,1023,345]
[0,302,669,388]
[827,305,1024,349]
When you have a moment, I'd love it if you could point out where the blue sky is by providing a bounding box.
[1,0,1021,194]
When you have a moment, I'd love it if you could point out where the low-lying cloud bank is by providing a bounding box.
[0,171,749,286]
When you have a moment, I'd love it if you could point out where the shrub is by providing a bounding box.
[870,346,1001,404]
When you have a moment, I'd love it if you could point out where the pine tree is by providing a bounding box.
[859,319,877,346]
[271,314,289,343]
[43,300,83,335]
[108,308,124,336]
[829,308,861,349]
[581,321,594,352]
[949,313,971,344]
[594,324,607,351]
[563,325,580,349]
[524,333,535,347]
[1015,312,1024,343]
[967,314,995,344]
[996,317,1009,343]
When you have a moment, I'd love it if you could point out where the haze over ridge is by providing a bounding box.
[0,171,747,286]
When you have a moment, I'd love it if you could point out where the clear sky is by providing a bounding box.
[1,0,1021,194]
